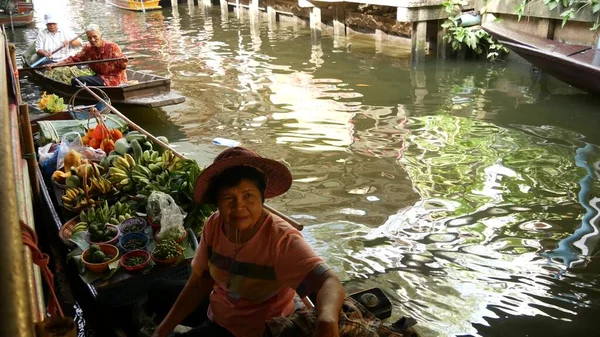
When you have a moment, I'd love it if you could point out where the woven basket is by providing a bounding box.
[59,216,80,247]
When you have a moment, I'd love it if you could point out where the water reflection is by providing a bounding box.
[15,1,600,336]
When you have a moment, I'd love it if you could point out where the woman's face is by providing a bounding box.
[216,179,264,231]
[86,31,103,47]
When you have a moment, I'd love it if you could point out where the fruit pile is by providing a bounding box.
[87,244,114,263]
[45,66,94,84]
[152,239,183,260]
[37,92,66,113]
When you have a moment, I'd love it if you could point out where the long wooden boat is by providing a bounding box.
[0,0,34,27]
[482,21,600,96]
[23,58,186,108]
[106,0,162,12]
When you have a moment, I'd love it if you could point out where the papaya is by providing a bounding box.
[63,149,82,173]
[52,170,70,184]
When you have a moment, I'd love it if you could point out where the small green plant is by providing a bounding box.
[516,0,600,30]
[442,0,509,61]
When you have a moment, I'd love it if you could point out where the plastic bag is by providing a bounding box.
[55,131,106,171]
[38,143,59,179]
[56,132,84,171]
[147,192,187,241]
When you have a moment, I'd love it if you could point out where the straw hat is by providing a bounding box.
[193,147,292,204]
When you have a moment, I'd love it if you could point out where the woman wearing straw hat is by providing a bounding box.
[148,147,345,337]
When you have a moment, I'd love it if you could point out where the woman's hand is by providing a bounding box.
[314,318,339,337]
[151,325,170,337]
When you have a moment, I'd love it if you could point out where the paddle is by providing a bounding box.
[31,32,87,67]
[19,57,133,72]
[73,78,305,231]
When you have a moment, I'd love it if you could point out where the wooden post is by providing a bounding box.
[18,104,40,206]
[8,44,20,102]
[411,21,427,62]
[333,3,345,37]
[437,19,446,59]
[310,6,322,43]
[220,0,229,18]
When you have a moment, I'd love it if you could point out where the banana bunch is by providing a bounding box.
[62,187,94,212]
[107,154,137,192]
[162,150,185,172]
[131,164,155,186]
[70,221,89,236]
[88,177,114,196]
[111,201,134,225]
[139,150,164,174]
[78,201,134,228]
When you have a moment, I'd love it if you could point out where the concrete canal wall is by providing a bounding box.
[479,0,600,48]
[198,0,475,61]
[183,0,599,60]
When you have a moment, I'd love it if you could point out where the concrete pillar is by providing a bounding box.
[202,0,211,7]
[411,21,427,62]
[250,0,259,12]
[436,19,446,59]
[333,4,345,37]
[220,0,229,15]
[310,6,322,43]
[375,29,384,54]
[266,0,277,25]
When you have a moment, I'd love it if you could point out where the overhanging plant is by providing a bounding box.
[442,0,509,60]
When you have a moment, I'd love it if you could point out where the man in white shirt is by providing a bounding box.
[32,13,83,65]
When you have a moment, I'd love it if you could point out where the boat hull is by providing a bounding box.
[0,9,34,27]
[105,0,161,11]
[482,21,600,96]
[23,60,185,108]
[502,41,600,96]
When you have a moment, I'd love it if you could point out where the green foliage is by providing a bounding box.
[442,0,509,60]
[516,0,600,30]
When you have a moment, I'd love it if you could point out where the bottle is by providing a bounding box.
[212,138,240,147]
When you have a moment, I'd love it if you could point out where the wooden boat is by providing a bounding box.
[23,59,186,108]
[106,0,162,12]
[0,0,34,27]
[482,21,600,96]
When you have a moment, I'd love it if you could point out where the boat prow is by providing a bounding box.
[482,21,600,95]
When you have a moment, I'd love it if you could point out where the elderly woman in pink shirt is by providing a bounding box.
[148,147,345,337]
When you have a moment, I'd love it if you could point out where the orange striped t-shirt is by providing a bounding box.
[191,211,326,337]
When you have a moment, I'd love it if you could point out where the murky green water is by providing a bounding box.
[12,0,600,336]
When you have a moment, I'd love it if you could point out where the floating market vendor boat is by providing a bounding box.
[106,0,162,12]
[21,58,186,108]
[5,32,410,336]
[0,0,34,28]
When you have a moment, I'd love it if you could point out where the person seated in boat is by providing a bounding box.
[147,146,345,337]
[48,24,128,87]
[32,13,83,66]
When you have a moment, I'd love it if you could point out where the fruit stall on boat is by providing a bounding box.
[4,29,414,336]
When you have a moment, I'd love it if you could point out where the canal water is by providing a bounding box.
[10,0,600,336]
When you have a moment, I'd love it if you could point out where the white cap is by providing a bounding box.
[44,13,58,25]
